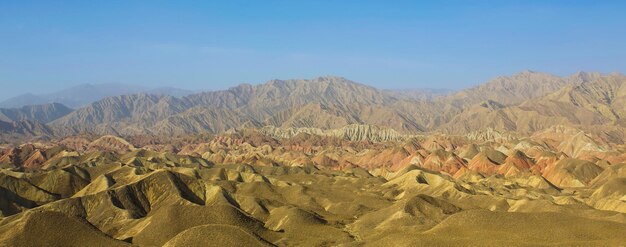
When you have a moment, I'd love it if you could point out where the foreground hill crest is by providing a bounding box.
[1,127,625,246]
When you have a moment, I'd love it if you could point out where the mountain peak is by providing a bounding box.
[312,75,350,81]
[519,69,537,74]
[511,70,556,78]
[265,76,352,84]
[569,71,603,83]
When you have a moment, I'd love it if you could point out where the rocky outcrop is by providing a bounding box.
[259,124,406,142]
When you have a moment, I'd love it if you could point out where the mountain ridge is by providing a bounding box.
[1,71,625,145]
[0,83,196,108]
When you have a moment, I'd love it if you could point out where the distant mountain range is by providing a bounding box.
[0,83,196,108]
[1,71,625,144]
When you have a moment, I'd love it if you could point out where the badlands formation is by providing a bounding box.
[0,71,626,246]
[1,126,626,246]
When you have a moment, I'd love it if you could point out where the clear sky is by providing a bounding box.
[1,1,626,100]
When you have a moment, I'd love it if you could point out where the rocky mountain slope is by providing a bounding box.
[0,103,74,143]
[1,71,626,145]
[0,120,53,139]
[0,103,72,123]
[439,72,626,143]
[439,70,572,107]
[50,76,431,136]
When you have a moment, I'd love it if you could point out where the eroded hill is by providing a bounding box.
[1,128,625,246]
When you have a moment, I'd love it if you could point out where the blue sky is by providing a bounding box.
[1,1,625,100]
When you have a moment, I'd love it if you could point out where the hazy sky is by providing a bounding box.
[1,1,626,100]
